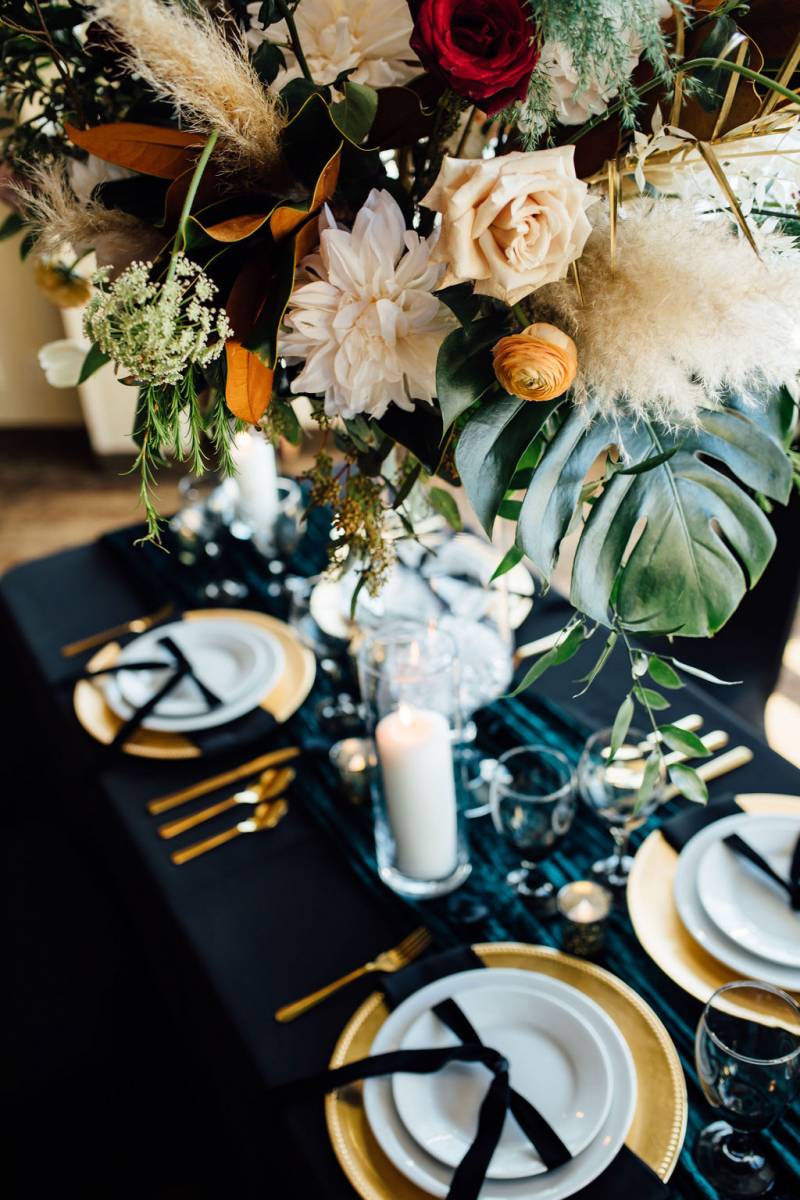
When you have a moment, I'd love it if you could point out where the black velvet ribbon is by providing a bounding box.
[73,636,223,749]
[268,947,571,1200]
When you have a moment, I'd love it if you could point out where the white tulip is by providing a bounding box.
[38,339,89,388]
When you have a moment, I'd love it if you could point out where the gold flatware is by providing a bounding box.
[275,926,433,1024]
[61,604,175,658]
[147,746,301,815]
[171,797,289,865]
[158,767,295,839]
[662,744,753,801]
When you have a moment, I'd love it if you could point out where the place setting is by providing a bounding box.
[69,607,315,759]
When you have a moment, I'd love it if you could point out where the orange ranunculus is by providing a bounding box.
[492,322,577,402]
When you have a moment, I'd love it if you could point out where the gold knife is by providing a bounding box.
[147,746,301,815]
[61,603,175,658]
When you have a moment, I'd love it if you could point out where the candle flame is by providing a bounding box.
[408,640,420,667]
[398,703,414,727]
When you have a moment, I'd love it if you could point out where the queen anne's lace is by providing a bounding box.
[83,255,232,386]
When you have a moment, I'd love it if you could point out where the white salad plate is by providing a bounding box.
[696,814,800,968]
[363,968,637,1200]
[103,616,284,732]
[674,814,800,991]
[393,983,612,1179]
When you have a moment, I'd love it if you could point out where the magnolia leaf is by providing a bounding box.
[509,623,586,697]
[668,762,709,805]
[368,81,439,148]
[658,724,711,759]
[490,545,523,582]
[252,40,285,85]
[78,344,110,384]
[435,316,505,431]
[224,342,273,423]
[633,685,670,711]
[648,655,683,689]
[65,121,202,179]
[609,694,634,760]
[437,284,482,332]
[330,81,379,144]
[428,487,462,531]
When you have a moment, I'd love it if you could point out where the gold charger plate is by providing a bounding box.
[325,942,687,1200]
[73,608,315,759]
[627,793,800,1008]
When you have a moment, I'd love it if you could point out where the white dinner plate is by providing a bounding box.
[393,984,612,1179]
[102,617,285,732]
[363,968,637,1200]
[696,815,800,968]
[674,815,800,991]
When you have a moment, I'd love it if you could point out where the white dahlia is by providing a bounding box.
[246,0,418,89]
[282,189,455,421]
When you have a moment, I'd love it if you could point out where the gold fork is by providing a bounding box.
[61,603,175,658]
[157,767,295,839]
[274,927,433,1023]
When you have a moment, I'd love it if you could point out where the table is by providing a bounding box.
[3,533,800,1199]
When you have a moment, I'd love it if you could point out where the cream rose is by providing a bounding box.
[493,323,577,402]
[422,148,593,306]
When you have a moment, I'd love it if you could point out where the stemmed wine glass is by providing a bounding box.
[695,981,800,1196]
[576,725,666,889]
[490,745,575,915]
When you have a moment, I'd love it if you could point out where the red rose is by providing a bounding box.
[409,0,540,117]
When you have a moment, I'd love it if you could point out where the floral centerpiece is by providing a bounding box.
[1,0,799,800]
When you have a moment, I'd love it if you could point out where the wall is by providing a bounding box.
[0,228,83,427]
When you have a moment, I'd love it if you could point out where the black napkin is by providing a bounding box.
[661,795,741,853]
[270,946,673,1199]
[386,947,673,1200]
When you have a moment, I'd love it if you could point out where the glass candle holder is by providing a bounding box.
[557,880,613,957]
[358,625,471,898]
[329,737,377,805]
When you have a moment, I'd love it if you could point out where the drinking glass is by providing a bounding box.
[695,981,800,1196]
[576,725,666,889]
[490,745,575,914]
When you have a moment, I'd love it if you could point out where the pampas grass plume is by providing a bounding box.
[532,198,800,425]
[91,0,285,175]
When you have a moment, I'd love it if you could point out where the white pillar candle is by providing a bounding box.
[375,704,458,880]
[231,430,278,528]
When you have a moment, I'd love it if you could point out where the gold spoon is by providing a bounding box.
[171,798,289,865]
[158,767,295,839]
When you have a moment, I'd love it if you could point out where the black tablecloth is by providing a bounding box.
[3,539,800,1198]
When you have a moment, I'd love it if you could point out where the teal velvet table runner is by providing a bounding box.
[102,518,800,1199]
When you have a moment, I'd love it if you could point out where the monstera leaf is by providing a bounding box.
[510,391,793,637]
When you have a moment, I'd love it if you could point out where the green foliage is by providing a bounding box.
[509,622,586,696]
[490,545,523,582]
[427,486,462,531]
[435,316,507,431]
[511,391,791,638]
[647,656,682,690]
[78,343,110,384]
[609,693,634,760]
[668,762,709,805]
[633,686,670,711]
[330,81,379,144]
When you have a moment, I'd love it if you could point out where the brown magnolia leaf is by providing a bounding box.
[224,256,273,422]
[270,145,341,241]
[225,340,273,423]
[197,212,270,242]
[162,164,226,226]
[65,122,203,180]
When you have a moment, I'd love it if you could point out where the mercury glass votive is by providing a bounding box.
[557,880,613,958]
[329,737,377,804]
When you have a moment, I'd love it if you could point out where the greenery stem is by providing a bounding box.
[680,57,800,107]
[167,128,219,284]
[274,0,314,83]
[512,302,529,329]
[454,105,478,158]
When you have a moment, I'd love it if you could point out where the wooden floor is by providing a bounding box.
[2,431,798,766]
